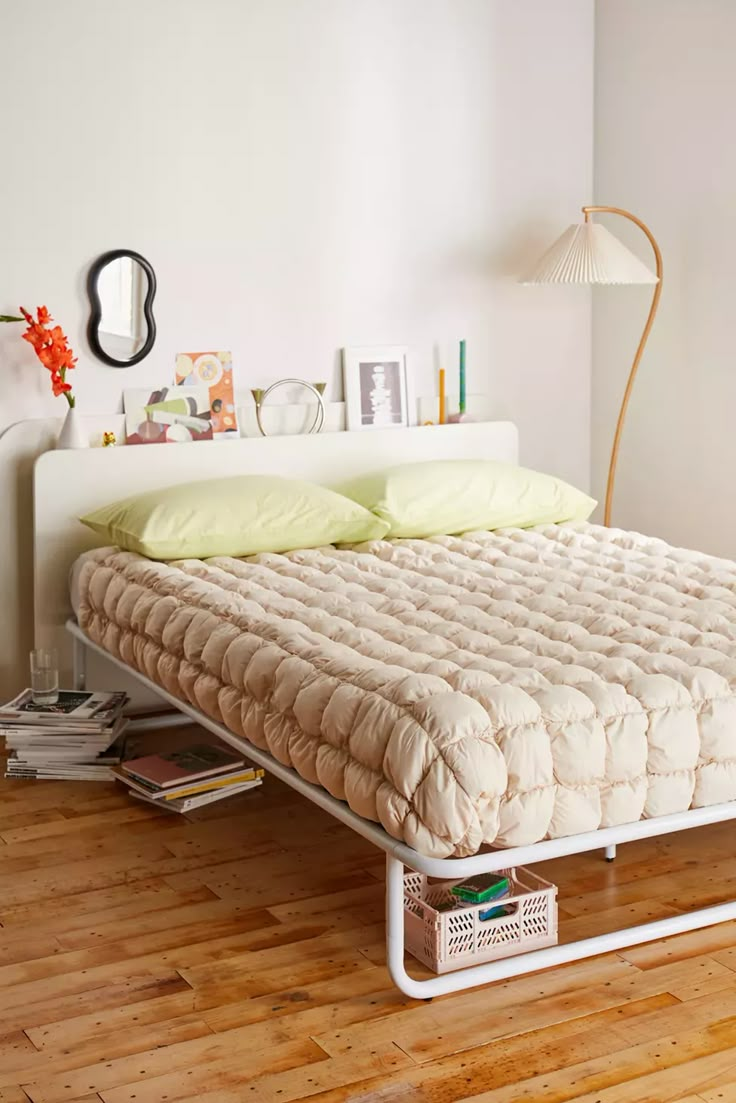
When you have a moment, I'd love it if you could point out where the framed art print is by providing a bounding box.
[175,350,239,438]
[343,346,412,431]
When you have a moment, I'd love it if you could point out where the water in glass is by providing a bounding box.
[30,648,59,705]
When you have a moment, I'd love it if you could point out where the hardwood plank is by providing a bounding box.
[559,855,736,918]
[0,1088,34,1103]
[0,805,167,846]
[53,899,279,951]
[180,923,387,1006]
[0,915,378,1025]
[167,869,379,913]
[559,1046,736,1103]
[0,845,178,907]
[266,881,385,924]
[315,963,736,1065]
[161,840,385,901]
[314,955,637,1060]
[619,920,736,970]
[101,1042,412,1103]
[1,1016,213,1084]
[559,899,681,944]
[0,780,117,812]
[0,1034,38,1066]
[23,1038,325,1103]
[701,1082,736,1101]
[539,821,736,886]
[200,968,404,1032]
[668,970,736,1002]
[472,1018,736,1102]
[0,882,216,931]
[707,945,736,973]
[0,824,279,877]
[200,982,410,1052]
[0,972,193,1035]
[0,808,66,832]
[0,914,295,991]
[25,991,198,1051]
[241,997,673,1103]
[160,809,349,860]
[304,1015,736,1103]
[0,934,63,968]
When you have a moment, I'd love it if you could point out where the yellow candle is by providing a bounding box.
[439,368,446,424]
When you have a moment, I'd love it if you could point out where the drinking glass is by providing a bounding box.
[30,648,59,705]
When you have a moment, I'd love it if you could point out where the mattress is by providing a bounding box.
[74,524,736,858]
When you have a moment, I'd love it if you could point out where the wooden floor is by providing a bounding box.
[3,734,736,1102]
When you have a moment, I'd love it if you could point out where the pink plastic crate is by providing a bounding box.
[403,866,558,974]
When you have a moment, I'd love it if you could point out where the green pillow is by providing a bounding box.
[339,459,596,538]
[80,475,390,560]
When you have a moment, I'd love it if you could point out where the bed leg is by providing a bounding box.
[605,843,617,862]
[73,635,87,691]
[385,854,431,1000]
[384,854,518,1000]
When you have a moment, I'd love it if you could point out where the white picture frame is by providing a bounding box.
[342,346,412,431]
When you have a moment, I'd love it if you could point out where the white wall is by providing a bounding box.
[594,0,736,555]
[0,0,593,483]
[0,0,594,697]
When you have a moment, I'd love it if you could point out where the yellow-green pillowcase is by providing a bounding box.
[80,475,390,560]
[339,459,596,538]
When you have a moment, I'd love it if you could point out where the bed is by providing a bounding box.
[34,422,736,998]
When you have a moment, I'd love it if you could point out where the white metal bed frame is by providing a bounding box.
[33,422,736,999]
[67,620,736,999]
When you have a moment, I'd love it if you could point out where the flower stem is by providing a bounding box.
[65,393,75,409]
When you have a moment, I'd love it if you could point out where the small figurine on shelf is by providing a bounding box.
[102,431,117,447]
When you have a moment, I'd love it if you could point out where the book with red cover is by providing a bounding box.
[121,743,245,789]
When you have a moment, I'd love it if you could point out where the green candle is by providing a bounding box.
[459,339,466,414]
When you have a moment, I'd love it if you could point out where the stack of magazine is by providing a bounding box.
[113,742,264,813]
[1,689,129,781]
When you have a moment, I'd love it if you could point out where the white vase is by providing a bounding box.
[56,405,88,449]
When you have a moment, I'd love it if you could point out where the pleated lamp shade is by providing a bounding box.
[521,222,659,285]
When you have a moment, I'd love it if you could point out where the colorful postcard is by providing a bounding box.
[123,386,213,445]
[175,351,238,437]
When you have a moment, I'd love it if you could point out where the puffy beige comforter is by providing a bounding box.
[76,524,736,857]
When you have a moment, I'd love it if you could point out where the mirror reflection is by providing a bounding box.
[88,249,156,368]
[96,256,149,362]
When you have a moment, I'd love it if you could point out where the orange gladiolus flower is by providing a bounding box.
[19,305,77,408]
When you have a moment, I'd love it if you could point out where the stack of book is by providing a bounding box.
[1,689,129,781]
[113,742,264,813]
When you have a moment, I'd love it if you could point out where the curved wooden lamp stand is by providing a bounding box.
[583,206,663,526]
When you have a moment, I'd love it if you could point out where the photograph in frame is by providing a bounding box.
[343,346,411,431]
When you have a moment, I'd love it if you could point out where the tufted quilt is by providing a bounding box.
[75,523,736,858]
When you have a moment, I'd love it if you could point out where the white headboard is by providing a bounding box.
[34,421,518,686]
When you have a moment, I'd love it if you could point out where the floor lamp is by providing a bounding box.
[521,206,662,526]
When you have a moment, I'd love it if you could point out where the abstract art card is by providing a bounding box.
[175,351,238,438]
[124,386,213,445]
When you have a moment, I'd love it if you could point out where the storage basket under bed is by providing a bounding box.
[403,866,558,974]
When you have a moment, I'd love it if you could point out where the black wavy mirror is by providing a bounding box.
[87,249,156,367]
